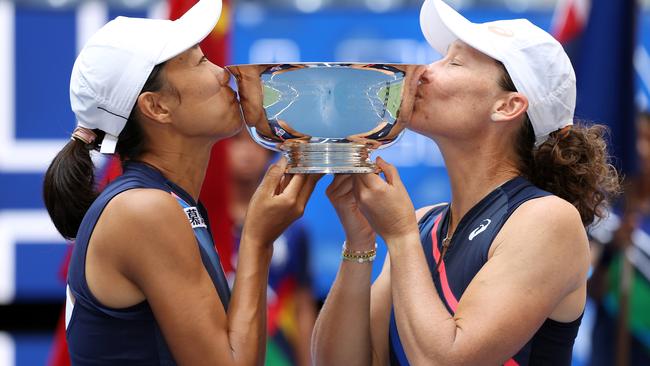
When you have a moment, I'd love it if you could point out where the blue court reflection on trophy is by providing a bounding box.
[227,63,424,173]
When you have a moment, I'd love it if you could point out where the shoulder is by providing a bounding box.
[99,188,194,251]
[415,202,448,222]
[495,195,589,288]
[509,195,583,232]
[107,188,184,222]
[502,195,586,246]
[95,188,203,280]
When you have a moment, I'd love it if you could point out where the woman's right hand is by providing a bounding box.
[326,174,376,250]
[242,157,321,247]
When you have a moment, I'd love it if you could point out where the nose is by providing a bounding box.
[211,63,231,85]
[419,64,434,84]
[217,66,231,85]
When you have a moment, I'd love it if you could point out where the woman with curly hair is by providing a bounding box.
[312,1,620,365]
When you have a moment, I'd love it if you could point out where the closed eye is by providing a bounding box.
[198,56,208,65]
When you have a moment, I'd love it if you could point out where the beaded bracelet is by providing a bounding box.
[341,242,377,263]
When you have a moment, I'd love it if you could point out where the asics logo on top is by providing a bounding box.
[469,219,492,241]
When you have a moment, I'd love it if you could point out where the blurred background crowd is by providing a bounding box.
[0,0,648,365]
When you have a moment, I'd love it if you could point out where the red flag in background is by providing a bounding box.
[169,0,231,65]
[551,0,590,44]
[169,0,235,274]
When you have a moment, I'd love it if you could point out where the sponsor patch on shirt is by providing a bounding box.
[184,207,207,229]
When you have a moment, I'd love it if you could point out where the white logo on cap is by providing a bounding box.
[488,25,514,37]
[469,219,492,241]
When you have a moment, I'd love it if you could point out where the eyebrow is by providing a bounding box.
[447,41,464,53]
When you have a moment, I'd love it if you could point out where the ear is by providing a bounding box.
[136,91,174,125]
[490,92,528,123]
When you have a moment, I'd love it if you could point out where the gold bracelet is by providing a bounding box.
[341,242,377,263]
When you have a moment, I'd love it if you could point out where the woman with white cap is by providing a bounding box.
[42,0,320,364]
[313,0,619,365]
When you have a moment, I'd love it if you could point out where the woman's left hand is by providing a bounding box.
[353,157,419,243]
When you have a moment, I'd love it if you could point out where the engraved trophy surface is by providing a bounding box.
[226,63,423,174]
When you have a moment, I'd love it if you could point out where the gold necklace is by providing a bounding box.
[437,208,453,271]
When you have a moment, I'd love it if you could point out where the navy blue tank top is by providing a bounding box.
[66,161,231,365]
[389,177,582,366]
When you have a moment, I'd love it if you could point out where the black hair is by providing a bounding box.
[43,62,167,240]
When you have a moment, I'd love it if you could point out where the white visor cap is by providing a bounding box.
[70,0,223,153]
[420,0,576,145]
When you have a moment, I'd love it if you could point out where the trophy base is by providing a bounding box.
[281,142,378,174]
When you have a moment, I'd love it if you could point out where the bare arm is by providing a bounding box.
[312,177,435,366]
[367,206,440,365]
[312,174,382,365]
[313,249,394,366]
[311,238,376,365]
[102,161,319,365]
[355,160,590,365]
[387,197,587,365]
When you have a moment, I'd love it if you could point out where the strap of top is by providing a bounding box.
[68,162,230,319]
[168,191,231,309]
[70,179,163,320]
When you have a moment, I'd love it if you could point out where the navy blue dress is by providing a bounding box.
[389,177,582,366]
[66,161,230,365]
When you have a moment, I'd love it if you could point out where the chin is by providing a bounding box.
[223,117,244,138]
[406,116,439,138]
[207,117,243,141]
[406,113,424,131]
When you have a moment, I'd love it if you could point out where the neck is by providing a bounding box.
[230,178,260,225]
[438,140,519,234]
[137,144,213,201]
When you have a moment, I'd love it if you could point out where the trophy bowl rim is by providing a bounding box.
[225,62,424,69]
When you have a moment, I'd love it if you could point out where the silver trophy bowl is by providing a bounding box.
[226,63,424,174]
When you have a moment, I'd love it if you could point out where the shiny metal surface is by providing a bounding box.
[226,63,424,173]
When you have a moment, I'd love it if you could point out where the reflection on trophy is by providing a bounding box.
[226,63,424,174]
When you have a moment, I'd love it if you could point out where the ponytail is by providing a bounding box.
[516,120,621,226]
[497,61,621,226]
[43,62,168,239]
[43,137,98,240]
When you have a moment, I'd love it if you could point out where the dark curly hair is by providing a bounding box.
[497,62,621,226]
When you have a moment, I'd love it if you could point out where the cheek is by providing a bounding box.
[194,79,236,120]
[198,78,223,101]
[412,75,459,119]
[432,73,482,106]
[185,69,225,101]
[408,75,488,136]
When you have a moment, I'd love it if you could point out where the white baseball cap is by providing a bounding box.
[70,0,223,154]
[420,0,576,145]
